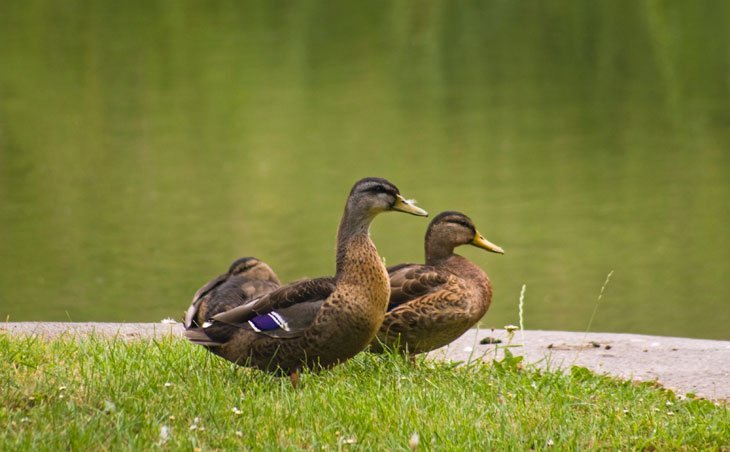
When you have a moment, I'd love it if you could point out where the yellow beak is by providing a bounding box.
[472,230,504,254]
[392,194,428,217]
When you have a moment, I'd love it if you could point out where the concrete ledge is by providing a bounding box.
[2,322,728,401]
[439,329,730,402]
[0,321,183,339]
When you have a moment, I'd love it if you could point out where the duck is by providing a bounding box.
[184,257,281,345]
[183,177,428,385]
[370,211,503,356]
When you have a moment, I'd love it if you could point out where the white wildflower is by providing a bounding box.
[164,382,173,388]
[339,436,356,445]
[232,407,242,415]
[546,438,554,447]
[235,431,243,437]
[159,425,170,444]
[409,432,420,450]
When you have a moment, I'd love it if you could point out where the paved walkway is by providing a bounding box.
[441,329,730,401]
[2,322,728,401]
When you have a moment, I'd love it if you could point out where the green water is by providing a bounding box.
[1,1,728,339]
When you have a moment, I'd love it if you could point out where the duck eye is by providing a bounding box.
[450,220,473,230]
[367,185,387,194]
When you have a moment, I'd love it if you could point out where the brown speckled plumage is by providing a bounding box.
[371,211,503,355]
[183,177,428,376]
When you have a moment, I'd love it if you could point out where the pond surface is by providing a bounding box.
[1,1,728,339]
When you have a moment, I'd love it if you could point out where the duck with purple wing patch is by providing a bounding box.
[370,211,503,356]
[183,177,428,385]
[184,257,281,347]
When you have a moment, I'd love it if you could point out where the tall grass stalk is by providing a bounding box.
[518,284,526,345]
[584,270,614,336]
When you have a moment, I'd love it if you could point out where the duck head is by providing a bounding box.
[346,177,428,218]
[227,257,281,284]
[425,211,504,263]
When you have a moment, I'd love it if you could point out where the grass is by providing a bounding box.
[1,334,728,450]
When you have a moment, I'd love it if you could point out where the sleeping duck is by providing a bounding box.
[184,257,281,345]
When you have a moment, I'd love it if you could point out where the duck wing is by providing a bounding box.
[184,273,231,328]
[387,264,449,311]
[192,273,229,305]
[184,275,280,332]
[207,277,337,339]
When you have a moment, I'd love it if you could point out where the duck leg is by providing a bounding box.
[289,370,300,388]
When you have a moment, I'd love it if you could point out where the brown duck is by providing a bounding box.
[371,211,503,356]
[184,257,281,345]
[183,177,428,384]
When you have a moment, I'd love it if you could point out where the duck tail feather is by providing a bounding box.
[184,328,223,347]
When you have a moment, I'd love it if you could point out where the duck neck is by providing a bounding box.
[335,205,376,276]
[425,239,456,266]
